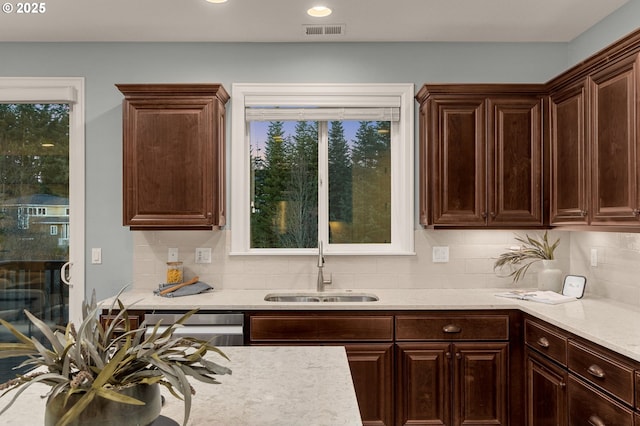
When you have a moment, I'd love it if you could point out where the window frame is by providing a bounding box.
[230,83,415,256]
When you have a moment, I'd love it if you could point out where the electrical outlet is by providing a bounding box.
[590,248,598,267]
[195,248,212,264]
[168,248,179,262]
[432,246,449,263]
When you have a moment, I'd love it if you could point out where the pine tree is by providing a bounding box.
[279,121,318,248]
[328,121,352,243]
[350,121,391,243]
[250,121,289,248]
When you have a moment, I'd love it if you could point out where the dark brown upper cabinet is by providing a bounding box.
[549,30,640,228]
[416,85,546,228]
[549,79,589,225]
[116,84,229,230]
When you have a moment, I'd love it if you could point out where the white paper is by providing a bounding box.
[495,290,577,305]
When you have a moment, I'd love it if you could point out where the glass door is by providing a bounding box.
[0,78,84,382]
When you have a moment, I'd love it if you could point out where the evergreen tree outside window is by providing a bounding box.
[232,84,414,255]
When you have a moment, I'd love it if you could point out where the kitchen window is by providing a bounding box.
[230,83,414,255]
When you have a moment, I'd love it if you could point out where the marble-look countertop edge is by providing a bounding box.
[103,288,640,363]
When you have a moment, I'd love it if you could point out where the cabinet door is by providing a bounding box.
[550,81,589,225]
[487,97,544,226]
[526,349,568,426]
[590,54,640,225]
[345,344,394,426]
[428,98,487,226]
[396,343,451,426]
[119,84,228,229]
[453,342,508,426]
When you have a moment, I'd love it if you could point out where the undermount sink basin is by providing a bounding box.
[264,292,379,303]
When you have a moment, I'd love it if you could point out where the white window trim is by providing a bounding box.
[230,83,415,256]
[0,77,85,322]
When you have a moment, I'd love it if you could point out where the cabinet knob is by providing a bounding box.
[490,212,496,218]
[455,352,461,360]
[536,337,550,348]
[446,352,452,359]
[559,380,566,389]
[442,324,462,334]
[588,415,606,426]
[481,212,487,219]
[587,364,605,379]
[633,209,640,217]
[581,210,588,217]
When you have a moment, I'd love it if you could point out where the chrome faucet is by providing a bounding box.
[317,241,332,292]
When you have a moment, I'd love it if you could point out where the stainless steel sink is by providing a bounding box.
[264,292,379,303]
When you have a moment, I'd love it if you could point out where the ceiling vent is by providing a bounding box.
[303,24,346,37]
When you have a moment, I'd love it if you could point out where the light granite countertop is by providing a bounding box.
[0,346,362,426]
[105,288,640,363]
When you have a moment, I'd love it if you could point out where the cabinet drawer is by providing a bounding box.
[525,319,568,366]
[568,375,634,425]
[250,315,394,342]
[395,314,508,341]
[568,340,635,405]
[100,314,141,332]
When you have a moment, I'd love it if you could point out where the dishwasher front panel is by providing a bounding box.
[145,312,244,346]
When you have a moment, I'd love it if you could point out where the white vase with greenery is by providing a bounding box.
[0,290,231,426]
[494,231,561,286]
[537,259,563,292]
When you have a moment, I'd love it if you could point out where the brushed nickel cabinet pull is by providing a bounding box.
[537,337,550,348]
[443,324,462,333]
[588,415,606,426]
[587,364,605,379]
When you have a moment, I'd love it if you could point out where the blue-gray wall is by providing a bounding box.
[568,0,640,66]
[0,0,638,300]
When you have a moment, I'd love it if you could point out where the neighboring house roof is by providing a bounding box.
[2,194,69,206]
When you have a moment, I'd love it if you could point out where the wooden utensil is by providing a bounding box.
[159,276,200,296]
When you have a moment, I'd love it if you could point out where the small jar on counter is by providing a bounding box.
[166,261,183,284]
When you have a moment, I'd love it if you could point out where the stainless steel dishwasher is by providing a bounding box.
[144,312,244,346]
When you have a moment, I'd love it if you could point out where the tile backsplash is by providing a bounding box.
[131,229,640,308]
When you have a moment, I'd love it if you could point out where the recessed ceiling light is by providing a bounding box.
[307,6,332,17]
[205,0,228,3]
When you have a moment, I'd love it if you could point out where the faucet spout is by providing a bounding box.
[317,241,332,292]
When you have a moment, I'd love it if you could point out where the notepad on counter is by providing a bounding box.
[495,275,586,305]
[495,290,577,304]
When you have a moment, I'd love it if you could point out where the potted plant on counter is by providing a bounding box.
[0,291,231,426]
[494,231,561,288]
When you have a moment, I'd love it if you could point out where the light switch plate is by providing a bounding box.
[168,248,179,262]
[432,246,449,263]
[91,248,102,264]
[195,248,212,264]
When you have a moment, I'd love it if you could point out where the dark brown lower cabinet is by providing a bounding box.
[345,344,394,426]
[525,349,567,426]
[396,342,508,426]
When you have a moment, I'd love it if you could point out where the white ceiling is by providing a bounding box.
[0,0,630,43]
